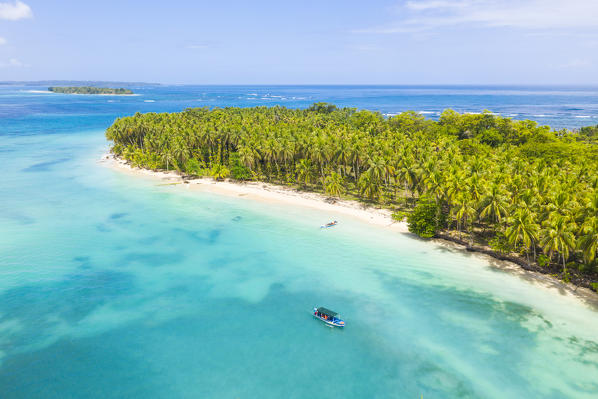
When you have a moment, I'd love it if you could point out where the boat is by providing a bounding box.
[320,220,338,228]
[313,307,345,327]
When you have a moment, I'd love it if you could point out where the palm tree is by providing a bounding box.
[210,164,230,181]
[454,192,477,243]
[358,170,381,201]
[296,159,315,188]
[467,173,485,204]
[505,208,539,265]
[172,139,190,167]
[335,140,352,177]
[424,171,445,205]
[397,159,417,200]
[479,182,508,225]
[539,214,577,273]
[161,149,175,171]
[579,217,598,265]
[239,143,260,170]
[324,172,344,198]
[366,156,387,186]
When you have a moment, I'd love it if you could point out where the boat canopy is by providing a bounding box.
[316,307,338,317]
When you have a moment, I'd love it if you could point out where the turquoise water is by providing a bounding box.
[1,86,598,398]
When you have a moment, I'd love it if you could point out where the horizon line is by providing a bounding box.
[2,81,598,88]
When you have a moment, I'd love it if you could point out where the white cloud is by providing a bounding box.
[0,58,29,67]
[0,1,32,20]
[0,37,6,45]
[360,0,598,33]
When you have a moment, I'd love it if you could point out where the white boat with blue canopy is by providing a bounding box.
[313,307,345,327]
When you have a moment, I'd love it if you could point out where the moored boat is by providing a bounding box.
[313,307,345,327]
[320,220,338,228]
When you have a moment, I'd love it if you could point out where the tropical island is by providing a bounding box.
[105,104,598,292]
[49,86,133,95]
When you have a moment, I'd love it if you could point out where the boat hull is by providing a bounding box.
[313,314,345,327]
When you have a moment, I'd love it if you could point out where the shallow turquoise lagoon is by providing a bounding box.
[1,86,598,398]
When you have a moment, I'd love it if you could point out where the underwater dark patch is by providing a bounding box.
[0,331,165,399]
[207,254,244,270]
[0,270,135,330]
[2,212,35,225]
[73,256,92,269]
[96,223,111,232]
[22,157,70,172]
[171,227,223,245]
[119,251,185,267]
[109,212,128,220]
[138,235,161,245]
[207,228,222,244]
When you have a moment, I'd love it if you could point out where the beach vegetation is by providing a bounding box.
[210,164,230,181]
[324,172,345,198]
[537,254,551,268]
[229,153,252,181]
[106,104,598,288]
[407,196,443,238]
[391,211,408,222]
[578,124,598,143]
[489,232,513,254]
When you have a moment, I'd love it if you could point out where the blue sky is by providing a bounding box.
[0,0,597,84]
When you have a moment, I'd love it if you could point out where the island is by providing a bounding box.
[48,86,133,95]
[105,103,598,292]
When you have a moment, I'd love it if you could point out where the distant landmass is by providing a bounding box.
[0,80,158,86]
[48,86,134,95]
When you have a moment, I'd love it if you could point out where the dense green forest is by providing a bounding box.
[49,86,133,95]
[106,104,598,290]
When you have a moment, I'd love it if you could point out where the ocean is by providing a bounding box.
[1,84,597,398]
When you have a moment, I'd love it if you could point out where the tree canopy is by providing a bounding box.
[106,104,598,290]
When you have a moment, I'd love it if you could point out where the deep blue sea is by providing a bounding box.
[1,84,598,398]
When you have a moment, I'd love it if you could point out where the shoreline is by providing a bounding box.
[99,153,598,309]
[99,153,409,234]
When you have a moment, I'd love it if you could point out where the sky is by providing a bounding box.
[0,0,597,84]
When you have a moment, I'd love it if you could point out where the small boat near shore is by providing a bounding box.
[313,307,345,327]
[320,220,338,228]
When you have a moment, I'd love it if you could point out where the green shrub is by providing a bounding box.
[112,143,123,156]
[229,153,252,180]
[579,260,597,275]
[210,164,230,180]
[566,261,581,271]
[407,196,444,238]
[185,158,206,176]
[489,232,513,254]
[562,269,571,283]
[392,211,408,222]
[537,254,550,268]
[231,165,251,180]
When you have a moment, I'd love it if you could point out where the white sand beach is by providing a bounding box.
[99,153,409,233]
